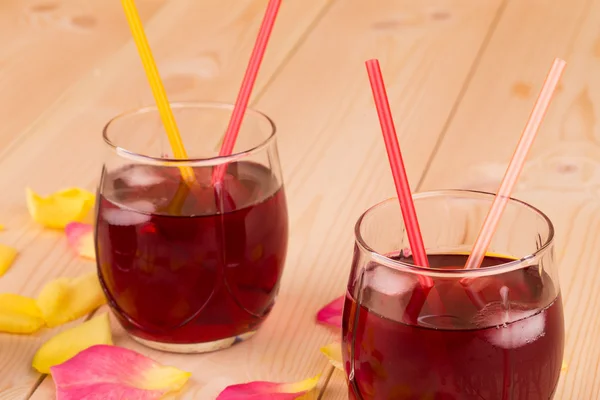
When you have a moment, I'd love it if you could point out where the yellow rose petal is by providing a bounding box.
[0,244,17,277]
[0,312,45,334]
[0,294,45,334]
[26,187,95,229]
[320,342,344,371]
[33,313,112,374]
[0,293,42,316]
[37,272,106,327]
[143,364,193,391]
[37,278,70,325]
[281,375,321,393]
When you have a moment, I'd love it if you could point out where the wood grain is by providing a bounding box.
[2,0,599,399]
[0,2,167,398]
[0,0,165,148]
[304,0,506,397]
[418,0,600,399]
[15,0,504,397]
[0,0,330,398]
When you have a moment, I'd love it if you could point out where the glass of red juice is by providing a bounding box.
[343,190,564,400]
[95,102,288,353]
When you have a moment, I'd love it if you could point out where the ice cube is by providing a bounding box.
[474,302,545,349]
[219,175,253,211]
[499,286,510,324]
[103,200,155,226]
[486,312,545,349]
[365,265,416,296]
[118,166,165,187]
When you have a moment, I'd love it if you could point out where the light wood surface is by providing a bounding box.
[1,0,599,399]
[417,1,600,399]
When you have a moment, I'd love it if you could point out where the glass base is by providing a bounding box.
[130,330,257,354]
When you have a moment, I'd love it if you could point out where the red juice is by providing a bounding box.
[95,161,288,345]
[342,254,564,400]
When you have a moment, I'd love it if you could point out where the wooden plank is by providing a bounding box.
[0,0,165,148]
[0,0,330,398]
[297,0,506,398]
[417,0,600,399]
[0,2,168,398]
[31,0,504,397]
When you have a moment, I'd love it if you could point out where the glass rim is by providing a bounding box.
[354,189,555,279]
[102,101,277,167]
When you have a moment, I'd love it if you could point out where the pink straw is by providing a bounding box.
[212,0,282,184]
[464,58,566,270]
[366,59,441,323]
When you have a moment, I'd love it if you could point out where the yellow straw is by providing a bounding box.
[120,0,194,183]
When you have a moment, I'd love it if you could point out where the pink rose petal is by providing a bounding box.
[50,345,190,400]
[217,375,319,400]
[316,296,344,328]
[65,222,95,260]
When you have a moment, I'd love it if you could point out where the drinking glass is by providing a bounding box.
[95,102,288,353]
[343,190,563,399]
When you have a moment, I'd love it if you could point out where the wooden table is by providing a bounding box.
[1,0,599,398]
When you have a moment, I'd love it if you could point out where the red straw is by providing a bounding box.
[212,0,282,184]
[366,59,436,323]
[464,58,566,270]
[366,60,429,267]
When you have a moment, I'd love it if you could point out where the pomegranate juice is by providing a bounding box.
[96,162,288,345]
[342,254,564,400]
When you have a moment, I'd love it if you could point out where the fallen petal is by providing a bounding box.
[50,344,191,399]
[320,342,343,371]
[217,375,320,400]
[0,293,45,334]
[0,293,43,316]
[0,244,17,277]
[65,223,95,260]
[0,312,45,334]
[33,313,112,374]
[316,296,344,328]
[26,187,95,229]
[37,278,70,325]
[37,272,106,327]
